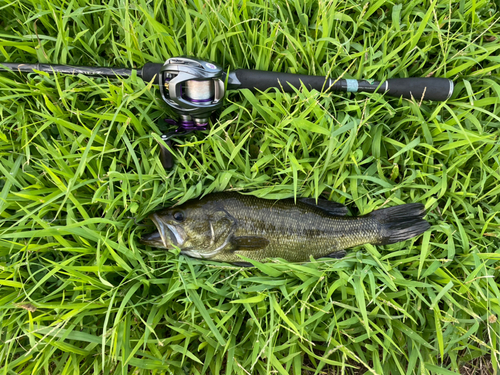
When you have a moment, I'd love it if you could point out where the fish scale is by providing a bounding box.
[141,192,430,264]
[215,195,368,262]
[213,194,376,262]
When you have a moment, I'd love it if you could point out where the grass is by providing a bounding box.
[0,0,499,374]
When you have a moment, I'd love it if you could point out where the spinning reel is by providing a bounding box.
[1,57,455,169]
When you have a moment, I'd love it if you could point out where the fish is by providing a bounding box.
[141,192,430,265]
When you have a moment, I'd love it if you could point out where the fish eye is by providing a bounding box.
[173,211,184,222]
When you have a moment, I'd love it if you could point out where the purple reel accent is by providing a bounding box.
[190,98,213,103]
[165,118,208,132]
[158,118,209,169]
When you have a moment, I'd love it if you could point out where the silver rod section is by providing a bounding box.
[0,63,134,78]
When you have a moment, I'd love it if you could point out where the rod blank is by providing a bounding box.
[0,63,134,78]
[0,62,455,102]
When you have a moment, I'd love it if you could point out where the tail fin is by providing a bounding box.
[370,203,430,245]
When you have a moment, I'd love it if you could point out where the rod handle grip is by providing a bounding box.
[230,69,454,102]
[231,69,329,92]
[141,63,164,85]
[381,78,454,101]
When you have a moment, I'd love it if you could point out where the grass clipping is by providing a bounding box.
[0,0,500,374]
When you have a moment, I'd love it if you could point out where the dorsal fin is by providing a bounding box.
[299,198,348,216]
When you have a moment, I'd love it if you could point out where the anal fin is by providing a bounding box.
[231,261,254,267]
[323,250,346,259]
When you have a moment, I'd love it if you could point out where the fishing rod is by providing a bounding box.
[0,57,454,168]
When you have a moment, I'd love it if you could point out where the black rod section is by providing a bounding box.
[140,63,164,85]
[228,69,454,101]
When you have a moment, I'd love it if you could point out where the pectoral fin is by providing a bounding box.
[231,236,270,250]
[299,198,348,216]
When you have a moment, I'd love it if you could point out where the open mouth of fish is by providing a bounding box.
[140,213,184,248]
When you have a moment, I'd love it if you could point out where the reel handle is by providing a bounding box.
[159,137,174,169]
[229,69,454,102]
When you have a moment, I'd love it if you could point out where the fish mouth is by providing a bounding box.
[140,214,185,248]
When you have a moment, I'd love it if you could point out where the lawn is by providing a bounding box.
[0,0,499,374]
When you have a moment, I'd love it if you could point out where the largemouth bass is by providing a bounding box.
[141,193,429,265]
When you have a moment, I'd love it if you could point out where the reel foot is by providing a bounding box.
[157,117,208,170]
